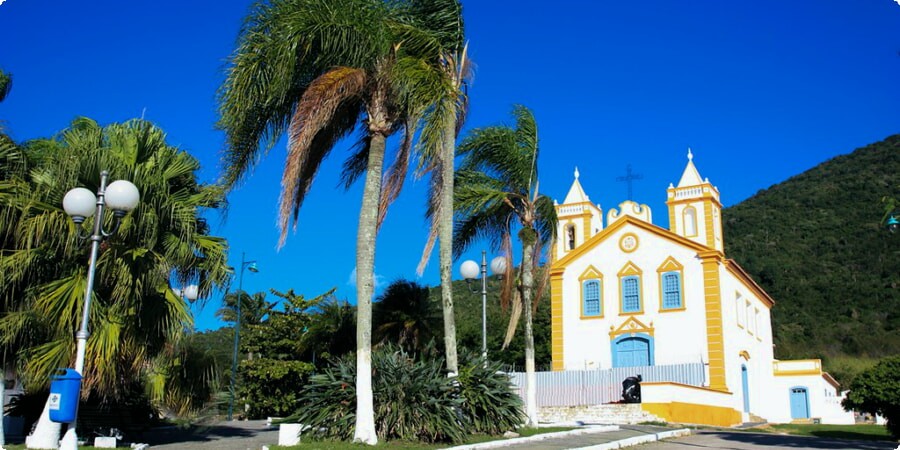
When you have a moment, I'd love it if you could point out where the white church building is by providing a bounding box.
[547,151,853,426]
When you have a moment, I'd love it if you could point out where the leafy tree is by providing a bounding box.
[373,279,441,354]
[0,118,229,443]
[452,105,557,425]
[842,355,900,438]
[237,288,332,418]
[218,0,463,443]
[0,69,10,103]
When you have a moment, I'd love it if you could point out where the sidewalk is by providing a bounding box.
[448,425,691,450]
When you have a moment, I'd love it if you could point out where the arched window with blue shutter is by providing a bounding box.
[582,279,601,317]
[661,271,682,309]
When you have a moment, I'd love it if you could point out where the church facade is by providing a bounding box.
[548,152,853,426]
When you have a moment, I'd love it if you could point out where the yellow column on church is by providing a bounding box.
[550,268,565,371]
[700,250,727,391]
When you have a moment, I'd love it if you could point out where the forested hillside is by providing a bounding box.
[724,134,900,380]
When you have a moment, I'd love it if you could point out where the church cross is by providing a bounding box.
[616,164,643,200]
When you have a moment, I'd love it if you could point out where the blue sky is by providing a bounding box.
[2,0,899,330]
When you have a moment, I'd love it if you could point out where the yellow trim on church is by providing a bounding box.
[700,251,727,391]
[551,216,709,271]
[609,316,654,338]
[550,269,564,371]
[642,402,741,427]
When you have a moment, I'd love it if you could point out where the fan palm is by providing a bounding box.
[216,290,275,326]
[0,66,11,449]
[217,0,462,443]
[0,117,230,443]
[373,279,441,354]
[453,105,557,426]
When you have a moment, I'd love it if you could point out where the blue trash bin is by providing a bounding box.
[49,368,82,423]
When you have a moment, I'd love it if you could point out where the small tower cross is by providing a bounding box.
[616,164,643,200]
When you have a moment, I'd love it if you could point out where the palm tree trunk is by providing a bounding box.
[521,238,538,426]
[1,377,5,446]
[25,396,61,449]
[439,109,459,375]
[352,126,386,446]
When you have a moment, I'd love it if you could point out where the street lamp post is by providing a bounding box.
[460,252,507,360]
[228,252,258,421]
[886,215,898,233]
[61,171,139,450]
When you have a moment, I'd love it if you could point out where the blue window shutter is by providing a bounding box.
[622,276,640,312]
[583,280,601,316]
[662,271,682,309]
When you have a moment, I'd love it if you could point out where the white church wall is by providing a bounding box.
[560,225,710,371]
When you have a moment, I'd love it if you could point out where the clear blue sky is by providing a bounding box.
[2,0,899,330]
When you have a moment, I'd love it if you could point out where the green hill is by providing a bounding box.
[723,134,900,381]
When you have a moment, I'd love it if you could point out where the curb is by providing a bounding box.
[571,428,691,450]
[446,425,620,449]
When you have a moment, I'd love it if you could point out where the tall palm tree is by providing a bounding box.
[414,41,472,375]
[0,118,230,445]
[0,66,11,449]
[373,279,441,354]
[299,297,356,364]
[452,105,557,426]
[217,0,462,443]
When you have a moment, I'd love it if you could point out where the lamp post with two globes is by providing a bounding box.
[460,252,507,361]
[61,171,139,450]
[227,252,258,421]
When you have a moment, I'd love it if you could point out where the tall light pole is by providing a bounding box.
[460,252,507,360]
[228,252,258,421]
[60,171,139,450]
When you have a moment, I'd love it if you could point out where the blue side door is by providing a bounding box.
[616,337,650,367]
[790,387,809,419]
[741,365,750,413]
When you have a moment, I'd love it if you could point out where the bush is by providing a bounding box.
[239,357,315,419]
[842,355,900,438]
[291,346,465,443]
[457,357,524,434]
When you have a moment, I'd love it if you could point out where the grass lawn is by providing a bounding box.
[765,423,894,442]
[272,427,577,449]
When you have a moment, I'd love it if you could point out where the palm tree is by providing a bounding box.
[373,279,441,354]
[299,297,356,364]
[452,105,557,426]
[0,66,11,449]
[216,290,275,327]
[217,0,462,443]
[414,40,472,375]
[0,118,230,445]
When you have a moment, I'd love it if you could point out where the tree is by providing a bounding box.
[217,0,463,443]
[0,66,11,449]
[415,41,472,375]
[452,105,557,426]
[842,355,900,438]
[373,279,441,354]
[0,118,229,445]
[299,296,356,365]
[216,290,275,327]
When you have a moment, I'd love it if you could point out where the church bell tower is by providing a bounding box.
[666,149,723,253]
[554,168,603,261]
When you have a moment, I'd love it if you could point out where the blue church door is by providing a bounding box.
[615,337,650,367]
[790,387,810,419]
[741,365,750,413]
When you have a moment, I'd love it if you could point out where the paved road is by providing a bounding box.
[138,419,277,450]
[634,430,898,450]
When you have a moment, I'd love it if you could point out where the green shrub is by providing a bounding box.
[292,346,465,443]
[842,355,900,438]
[457,357,524,434]
[239,357,315,419]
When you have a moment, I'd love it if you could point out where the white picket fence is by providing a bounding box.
[506,363,705,407]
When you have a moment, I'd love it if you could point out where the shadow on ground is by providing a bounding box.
[700,431,897,450]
